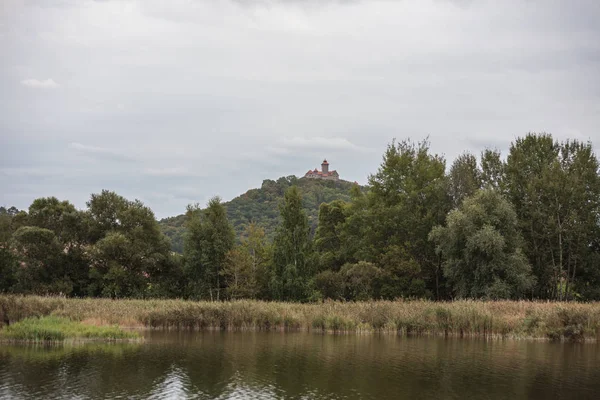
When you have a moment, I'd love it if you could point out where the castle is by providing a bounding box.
[304,159,340,181]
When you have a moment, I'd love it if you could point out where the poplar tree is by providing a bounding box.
[184,197,234,300]
[271,186,311,301]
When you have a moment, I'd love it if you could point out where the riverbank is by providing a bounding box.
[1,296,599,341]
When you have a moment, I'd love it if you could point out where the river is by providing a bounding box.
[1,331,599,399]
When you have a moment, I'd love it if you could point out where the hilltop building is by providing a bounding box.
[304,159,340,181]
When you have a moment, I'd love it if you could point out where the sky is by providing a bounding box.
[1,0,599,219]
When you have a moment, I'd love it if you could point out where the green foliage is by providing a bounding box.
[360,139,451,298]
[313,200,349,272]
[480,148,505,190]
[221,223,271,299]
[0,208,19,293]
[28,197,89,245]
[340,262,384,301]
[0,316,139,342]
[4,132,600,302]
[271,186,312,301]
[430,189,535,299]
[313,270,345,300]
[11,226,67,294]
[378,245,427,299]
[183,197,235,300]
[505,134,600,300]
[87,190,172,298]
[448,152,481,207]
[158,214,186,253]
[159,177,357,252]
[2,191,177,299]
[313,262,385,301]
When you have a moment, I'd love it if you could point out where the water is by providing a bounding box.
[1,331,599,399]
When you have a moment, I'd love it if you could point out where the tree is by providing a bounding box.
[183,204,205,298]
[201,197,235,300]
[0,207,19,292]
[448,152,481,207]
[505,134,600,299]
[221,223,269,299]
[338,184,370,263]
[221,248,255,299]
[504,134,557,298]
[480,148,505,191]
[340,261,384,301]
[313,200,348,272]
[378,245,425,299]
[547,140,600,300]
[313,270,345,300]
[271,186,312,301]
[365,139,451,299]
[25,197,91,295]
[183,197,235,300]
[242,223,271,297]
[87,190,171,298]
[28,197,89,246]
[430,189,535,299]
[11,226,67,294]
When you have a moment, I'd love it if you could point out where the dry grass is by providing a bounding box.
[1,295,599,341]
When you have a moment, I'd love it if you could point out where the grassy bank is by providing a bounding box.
[1,296,599,341]
[0,315,140,343]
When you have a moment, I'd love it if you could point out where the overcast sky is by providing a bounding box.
[1,0,599,218]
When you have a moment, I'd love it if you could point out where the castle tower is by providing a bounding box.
[321,159,329,174]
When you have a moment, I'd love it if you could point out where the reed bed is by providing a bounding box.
[1,295,599,341]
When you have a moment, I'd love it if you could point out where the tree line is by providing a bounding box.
[2,132,600,301]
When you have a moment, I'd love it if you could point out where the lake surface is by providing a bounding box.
[1,331,599,399]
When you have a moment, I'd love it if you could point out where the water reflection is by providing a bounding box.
[1,332,599,399]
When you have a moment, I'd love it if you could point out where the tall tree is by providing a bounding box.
[549,140,600,300]
[201,197,235,300]
[505,134,557,297]
[183,197,235,300]
[183,204,205,298]
[366,139,451,299]
[271,186,312,301]
[505,134,600,299]
[243,223,272,297]
[313,200,348,272]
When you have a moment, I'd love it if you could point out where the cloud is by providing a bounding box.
[281,137,373,152]
[20,78,59,89]
[144,167,206,177]
[2,0,600,218]
[0,166,67,177]
[68,142,135,162]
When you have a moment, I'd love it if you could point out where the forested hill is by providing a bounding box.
[159,176,359,253]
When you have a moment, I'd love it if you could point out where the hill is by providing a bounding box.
[158,176,359,253]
